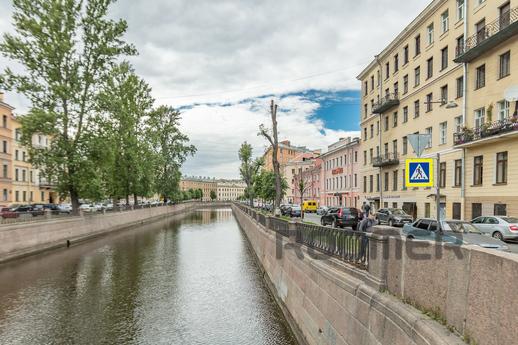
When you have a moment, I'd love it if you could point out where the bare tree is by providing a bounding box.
[295,171,312,219]
[259,100,282,215]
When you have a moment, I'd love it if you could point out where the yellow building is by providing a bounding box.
[0,92,13,205]
[180,177,218,202]
[357,0,518,220]
[262,140,318,171]
[216,180,246,201]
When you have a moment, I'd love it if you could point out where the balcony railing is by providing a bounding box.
[454,117,518,146]
[372,93,400,114]
[455,7,518,62]
[373,152,399,167]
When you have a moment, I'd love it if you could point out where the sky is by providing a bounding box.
[0,0,431,179]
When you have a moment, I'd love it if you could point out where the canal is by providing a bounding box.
[0,208,297,345]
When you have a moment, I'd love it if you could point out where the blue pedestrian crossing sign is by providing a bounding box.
[405,158,434,187]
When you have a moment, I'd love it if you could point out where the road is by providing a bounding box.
[301,212,518,254]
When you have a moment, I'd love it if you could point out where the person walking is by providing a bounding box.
[362,202,371,219]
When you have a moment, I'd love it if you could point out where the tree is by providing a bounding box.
[238,142,263,207]
[97,62,154,205]
[198,188,204,201]
[259,100,282,214]
[295,172,312,219]
[254,170,287,205]
[147,106,196,201]
[210,190,217,201]
[0,0,136,213]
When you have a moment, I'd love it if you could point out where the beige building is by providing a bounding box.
[262,140,318,172]
[357,0,518,220]
[216,180,246,201]
[0,93,13,204]
[180,177,218,202]
[284,152,320,204]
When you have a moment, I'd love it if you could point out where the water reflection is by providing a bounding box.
[0,209,296,345]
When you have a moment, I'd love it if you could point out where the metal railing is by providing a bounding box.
[269,217,290,237]
[453,117,518,145]
[258,213,267,227]
[372,92,399,113]
[372,152,400,167]
[296,223,368,269]
[456,7,518,57]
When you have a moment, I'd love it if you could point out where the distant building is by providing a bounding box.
[284,152,320,203]
[262,140,319,172]
[216,180,246,201]
[180,177,246,201]
[180,177,218,202]
[292,158,322,205]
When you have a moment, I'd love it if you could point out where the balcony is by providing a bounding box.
[373,152,400,167]
[454,117,518,147]
[372,93,400,114]
[454,7,518,63]
[39,178,57,189]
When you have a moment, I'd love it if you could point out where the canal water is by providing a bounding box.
[0,208,297,345]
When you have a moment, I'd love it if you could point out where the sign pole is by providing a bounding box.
[436,153,442,232]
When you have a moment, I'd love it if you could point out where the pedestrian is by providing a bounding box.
[362,202,371,219]
[358,215,378,233]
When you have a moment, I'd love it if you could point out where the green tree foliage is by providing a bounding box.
[210,190,217,201]
[97,62,154,204]
[147,106,196,201]
[238,142,263,206]
[0,0,136,212]
[253,170,287,203]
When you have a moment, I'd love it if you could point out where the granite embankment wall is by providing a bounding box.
[233,205,464,345]
[0,202,229,264]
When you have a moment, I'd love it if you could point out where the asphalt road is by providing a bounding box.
[301,212,518,254]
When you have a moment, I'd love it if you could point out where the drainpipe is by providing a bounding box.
[375,55,383,210]
[461,0,469,220]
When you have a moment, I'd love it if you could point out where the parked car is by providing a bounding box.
[376,208,414,227]
[280,205,292,216]
[403,219,509,251]
[471,216,518,241]
[105,203,114,211]
[0,207,19,218]
[290,205,302,218]
[11,205,44,217]
[79,204,98,212]
[320,207,360,230]
[30,204,47,216]
[58,204,72,214]
[316,206,328,216]
[302,200,318,213]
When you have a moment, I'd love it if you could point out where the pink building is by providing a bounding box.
[292,158,322,205]
[320,137,360,208]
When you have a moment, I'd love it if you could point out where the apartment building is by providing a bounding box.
[262,140,318,172]
[291,158,322,205]
[284,152,320,203]
[179,177,218,202]
[357,0,518,220]
[0,93,13,204]
[320,137,361,208]
[217,180,246,201]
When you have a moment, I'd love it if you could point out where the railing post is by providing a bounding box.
[366,233,389,289]
[288,221,297,243]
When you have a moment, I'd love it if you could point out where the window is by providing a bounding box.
[439,162,446,188]
[363,176,367,193]
[414,100,420,118]
[425,127,432,148]
[403,106,408,123]
[2,116,7,128]
[474,108,485,128]
[426,93,433,112]
[370,175,374,193]
[452,203,461,220]
[439,122,447,145]
[394,54,399,73]
[2,189,6,202]
[494,204,507,216]
[364,81,368,95]
[403,75,408,94]
[41,191,45,202]
[384,172,389,192]
[364,104,368,118]
[499,51,510,79]
[355,151,358,162]
[376,174,380,192]
[497,100,510,121]
[472,203,482,219]
[370,124,374,138]
[394,82,399,96]
[403,136,408,155]
[454,115,463,133]
[15,191,19,202]
[476,19,486,43]
[370,148,373,163]
[414,66,421,86]
[441,10,449,33]
[426,57,433,79]
[415,35,421,56]
[441,46,448,70]
[393,139,398,154]
[15,168,19,182]
[354,174,357,187]
[393,112,398,128]
[457,0,465,20]
[384,115,389,131]
[15,149,19,161]
[496,151,508,184]
[393,170,398,191]
[403,45,409,64]
[425,203,431,218]
[473,156,483,185]
[440,85,448,105]
[364,128,367,141]
[475,64,486,89]
[2,141,6,153]
[370,76,374,90]
[22,169,26,182]
[22,191,26,202]
[402,169,407,190]
[454,159,462,187]
[427,23,434,45]
[456,76,464,98]
[363,151,367,165]
[2,164,7,178]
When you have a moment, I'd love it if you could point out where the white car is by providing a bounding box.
[58,203,72,214]
[79,204,97,212]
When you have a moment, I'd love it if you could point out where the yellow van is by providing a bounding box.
[302,200,318,213]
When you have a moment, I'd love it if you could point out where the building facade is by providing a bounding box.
[292,158,322,205]
[284,152,320,204]
[320,137,361,208]
[0,93,13,204]
[179,177,218,202]
[262,140,317,172]
[357,0,518,220]
[216,180,246,201]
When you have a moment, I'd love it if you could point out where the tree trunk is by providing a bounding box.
[70,188,80,216]
[133,194,138,207]
[270,101,282,214]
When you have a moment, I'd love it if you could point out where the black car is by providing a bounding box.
[376,208,413,227]
[12,205,44,217]
[280,205,292,216]
[290,205,302,218]
[320,207,360,230]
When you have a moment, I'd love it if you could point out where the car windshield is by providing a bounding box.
[445,221,481,234]
[501,217,518,224]
[392,209,408,215]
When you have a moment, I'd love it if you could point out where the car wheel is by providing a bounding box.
[493,231,504,241]
[321,218,325,226]
[352,224,357,231]
[407,235,414,240]
[389,219,394,227]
